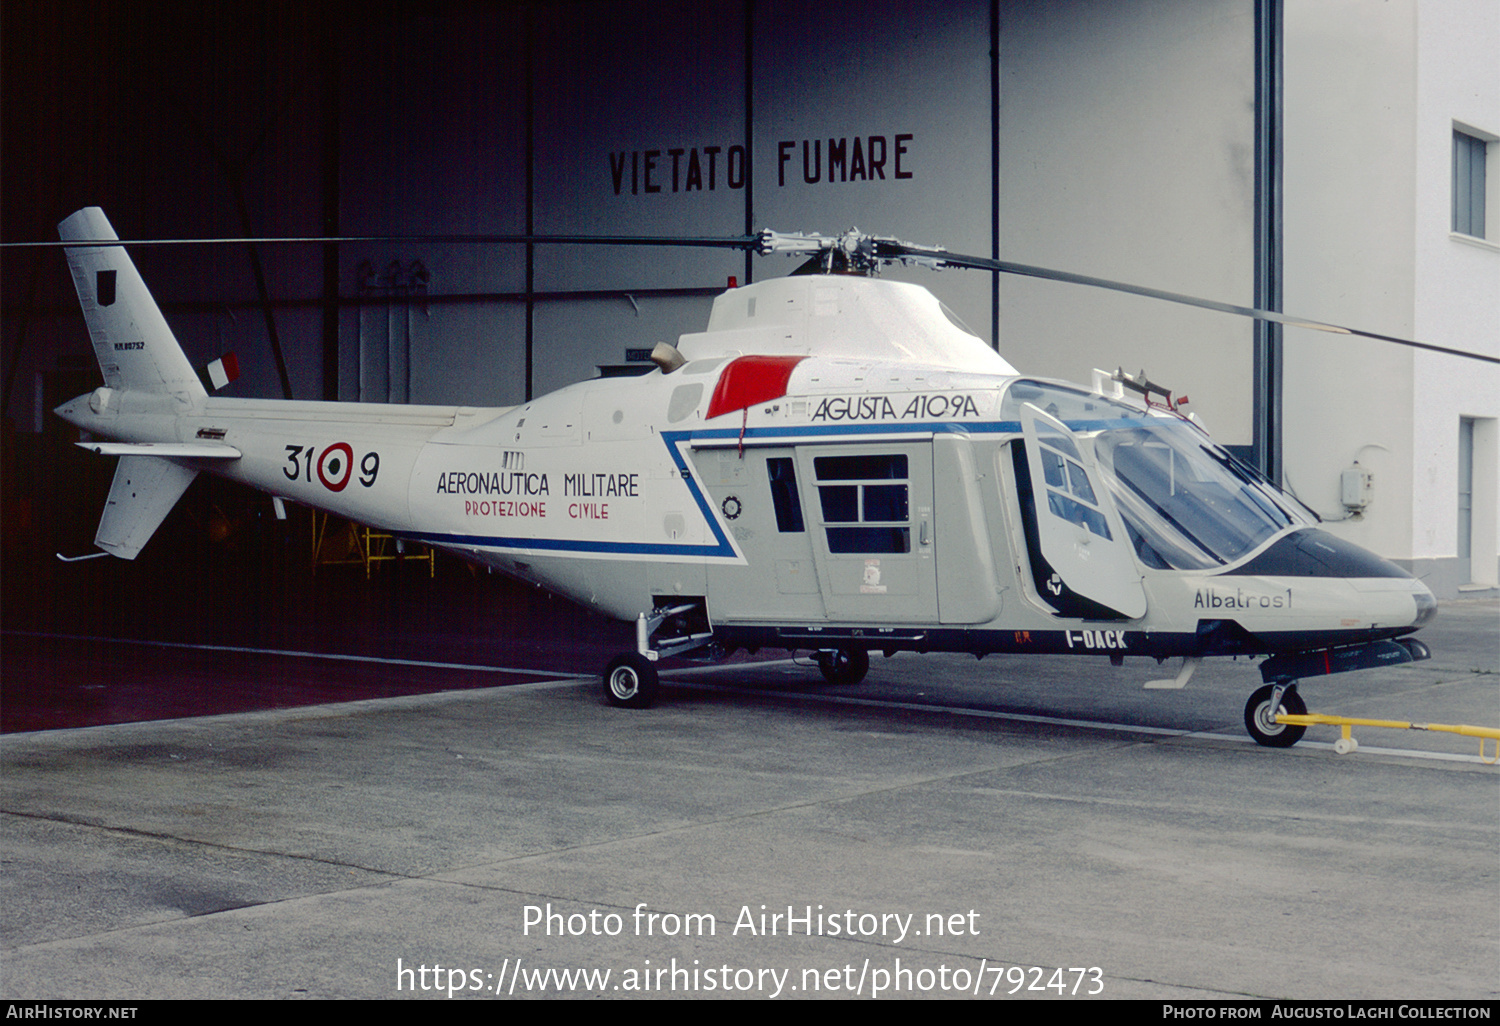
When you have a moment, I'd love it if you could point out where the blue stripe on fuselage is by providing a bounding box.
[402,418,1034,557]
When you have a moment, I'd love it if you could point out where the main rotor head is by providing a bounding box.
[755,228,947,276]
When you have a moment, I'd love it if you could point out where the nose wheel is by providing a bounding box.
[1244,682,1307,748]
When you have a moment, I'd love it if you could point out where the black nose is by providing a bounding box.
[1235,529,1412,580]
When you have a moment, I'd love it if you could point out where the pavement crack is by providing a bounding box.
[0,808,409,882]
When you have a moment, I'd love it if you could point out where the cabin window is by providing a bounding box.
[766,457,805,532]
[814,454,911,553]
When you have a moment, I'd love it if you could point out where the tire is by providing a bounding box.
[603,653,659,709]
[1244,683,1307,748]
[816,647,870,687]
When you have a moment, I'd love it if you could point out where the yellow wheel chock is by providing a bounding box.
[1275,712,1500,763]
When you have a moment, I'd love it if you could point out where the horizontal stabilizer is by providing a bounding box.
[78,441,241,459]
[95,456,200,559]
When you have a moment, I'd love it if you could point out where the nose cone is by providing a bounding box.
[1238,528,1411,580]
[1236,527,1435,632]
[1411,581,1438,627]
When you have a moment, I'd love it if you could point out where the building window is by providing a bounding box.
[1453,128,1488,238]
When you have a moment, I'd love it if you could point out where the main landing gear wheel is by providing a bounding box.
[604,653,659,709]
[816,647,870,687]
[1244,683,1307,748]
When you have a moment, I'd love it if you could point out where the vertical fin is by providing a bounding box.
[57,208,206,402]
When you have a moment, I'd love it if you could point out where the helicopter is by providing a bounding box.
[50,207,1441,749]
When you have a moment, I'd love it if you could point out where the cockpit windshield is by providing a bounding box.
[1002,381,1299,571]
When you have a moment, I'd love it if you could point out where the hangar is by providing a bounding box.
[2,3,1497,1002]
[2,0,1496,593]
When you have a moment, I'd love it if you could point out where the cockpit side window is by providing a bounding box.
[1009,441,1132,619]
[1002,380,1297,571]
[1035,421,1112,542]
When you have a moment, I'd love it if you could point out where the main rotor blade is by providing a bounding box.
[884,242,1500,367]
[14,227,1493,365]
[5,233,760,250]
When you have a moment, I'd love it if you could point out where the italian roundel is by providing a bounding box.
[317,443,354,491]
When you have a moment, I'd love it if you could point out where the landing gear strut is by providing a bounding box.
[1244,682,1307,748]
[602,599,712,709]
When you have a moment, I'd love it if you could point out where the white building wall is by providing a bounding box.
[1283,0,1418,564]
[1285,0,1498,595]
[1412,0,1500,591]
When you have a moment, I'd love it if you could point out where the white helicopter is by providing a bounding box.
[51,207,1440,748]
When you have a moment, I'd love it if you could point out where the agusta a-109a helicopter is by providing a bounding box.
[53,207,1440,748]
